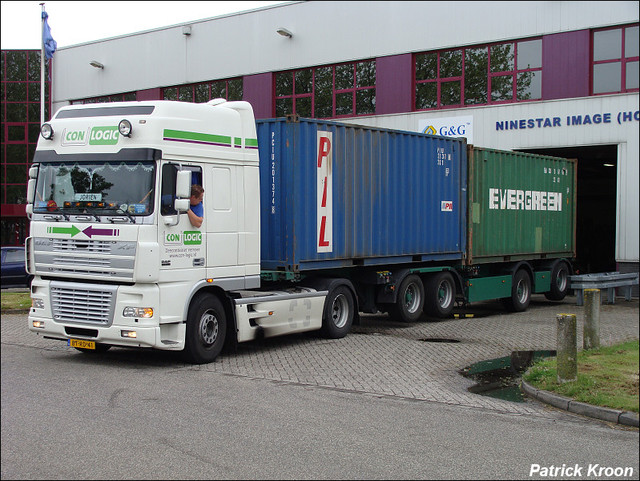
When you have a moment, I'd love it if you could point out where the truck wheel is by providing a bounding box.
[390,274,424,322]
[183,293,227,364]
[321,285,354,339]
[544,261,570,301]
[424,271,456,318]
[502,269,531,312]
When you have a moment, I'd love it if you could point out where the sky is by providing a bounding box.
[1,1,290,50]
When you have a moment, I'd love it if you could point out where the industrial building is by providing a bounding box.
[1,1,638,278]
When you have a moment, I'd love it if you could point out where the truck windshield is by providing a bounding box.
[33,161,156,216]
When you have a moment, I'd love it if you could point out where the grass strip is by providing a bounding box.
[523,339,639,413]
[1,291,32,311]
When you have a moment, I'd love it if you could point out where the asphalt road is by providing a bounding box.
[2,295,639,479]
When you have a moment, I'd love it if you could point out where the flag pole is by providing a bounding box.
[40,3,45,126]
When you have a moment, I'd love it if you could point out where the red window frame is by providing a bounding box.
[274,60,376,119]
[591,23,639,95]
[162,78,243,103]
[414,38,542,111]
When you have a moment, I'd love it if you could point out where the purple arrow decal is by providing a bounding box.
[83,226,120,238]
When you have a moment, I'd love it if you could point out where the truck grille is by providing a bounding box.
[34,238,136,281]
[50,281,117,326]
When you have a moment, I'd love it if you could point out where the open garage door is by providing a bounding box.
[521,145,617,274]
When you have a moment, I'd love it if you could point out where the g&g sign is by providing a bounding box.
[418,116,473,144]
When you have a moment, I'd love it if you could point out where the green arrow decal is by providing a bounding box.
[47,225,82,237]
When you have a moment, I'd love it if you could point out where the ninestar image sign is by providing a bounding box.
[317,131,333,253]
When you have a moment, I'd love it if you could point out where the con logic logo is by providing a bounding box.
[89,126,119,145]
[165,231,202,245]
[62,129,88,146]
[61,126,120,146]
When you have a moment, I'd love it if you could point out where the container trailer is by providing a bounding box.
[26,100,575,363]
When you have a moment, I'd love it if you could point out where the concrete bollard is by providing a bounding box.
[583,288,601,350]
[556,313,577,383]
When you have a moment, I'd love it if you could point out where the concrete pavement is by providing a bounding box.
[2,292,638,424]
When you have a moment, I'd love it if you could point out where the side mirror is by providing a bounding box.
[176,170,191,199]
[174,198,189,213]
[26,179,36,204]
[26,179,36,219]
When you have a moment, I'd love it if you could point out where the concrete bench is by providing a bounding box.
[569,271,639,306]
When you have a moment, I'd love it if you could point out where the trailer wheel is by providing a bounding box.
[423,271,456,318]
[390,274,424,322]
[321,285,354,339]
[502,269,531,312]
[544,261,570,301]
[183,293,227,364]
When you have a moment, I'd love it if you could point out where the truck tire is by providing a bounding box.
[390,274,424,322]
[544,261,570,301]
[321,285,355,339]
[183,293,227,364]
[502,269,531,312]
[423,271,456,318]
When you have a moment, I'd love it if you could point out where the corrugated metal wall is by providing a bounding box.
[467,146,576,264]
[257,118,467,272]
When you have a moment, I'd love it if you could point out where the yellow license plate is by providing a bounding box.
[69,339,95,350]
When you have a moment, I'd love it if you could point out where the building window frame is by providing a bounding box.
[162,78,243,103]
[414,38,542,111]
[274,59,376,119]
[71,92,136,104]
[591,23,639,95]
[1,49,50,207]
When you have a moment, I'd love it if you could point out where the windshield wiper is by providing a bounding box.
[75,214,101,222]
[42,207,70,222]
[111,209,135,223]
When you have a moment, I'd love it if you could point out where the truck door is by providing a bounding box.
[206,165,239,271]
[159,163,206,272]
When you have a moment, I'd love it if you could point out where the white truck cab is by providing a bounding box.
[27,100,352,363]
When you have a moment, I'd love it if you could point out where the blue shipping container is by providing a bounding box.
[256,118,467,273]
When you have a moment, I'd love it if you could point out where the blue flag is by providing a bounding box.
[42,10,57,59]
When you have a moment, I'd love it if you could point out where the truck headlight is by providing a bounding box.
[40,123,54,140]
[118,119,132,137]
[123,307,153,318]
[32,298,45,309]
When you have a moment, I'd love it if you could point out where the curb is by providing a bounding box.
[521,380,639,427]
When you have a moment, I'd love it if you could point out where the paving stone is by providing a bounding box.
[3,295,638,420]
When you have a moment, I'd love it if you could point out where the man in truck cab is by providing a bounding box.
[187,184,204,228]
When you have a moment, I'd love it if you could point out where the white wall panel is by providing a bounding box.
[51,1,639,105]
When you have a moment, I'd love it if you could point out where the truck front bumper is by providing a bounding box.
[28,313,185,351]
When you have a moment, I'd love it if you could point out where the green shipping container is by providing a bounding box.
[466,146,576,265]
